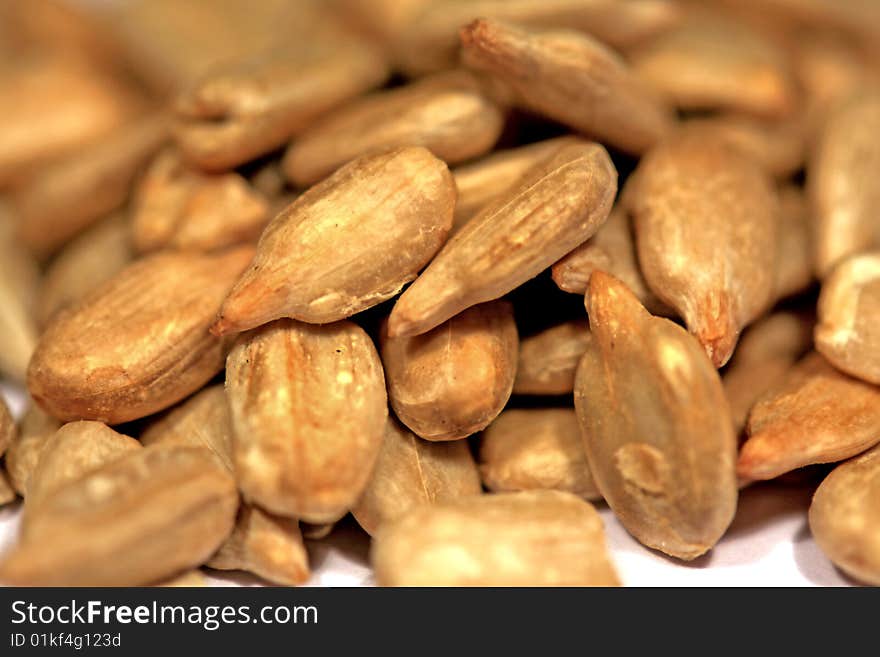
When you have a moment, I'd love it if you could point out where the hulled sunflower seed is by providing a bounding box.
[551,205,671,316]
[27,246,254,424]
[460,19,674,155]
[4,403,61,497]
[283,70,505,187]
[352,417,482,536]
[808,89,880,277]
[381,301,517,441]
[574,272,738,560]
[372,489,620,586]
[23,421,141,533]
[213,147,455,334]
[513,320,591,396]
[739,351,880,481]
[0,444,239,587]
[131,149,270,253]
[479,408,601,500]
[809,443,880,585]
[627,131,779,367]
[388,139,615,337]
[226,319,387,523]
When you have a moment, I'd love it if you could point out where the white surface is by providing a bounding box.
[0,384,854,587]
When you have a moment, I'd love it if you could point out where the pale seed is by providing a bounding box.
[14,113,167,258]
[739,351,880,481]
[173,21,389,171]
[388,139,616,338]
[226,319,387,523]
[394,0,681,76]
[0,445,239,587]
[207,505,310,586]
[140,384,234,472]
[36,212,132,328]
[574,272,738,560]
[627,131,779,367]
[0,205,40,382]
[551,205,672,316]
[213,147,455,334]
[451,136,574,231]
[282,70,504,187]
[479,408,601,501]
[381,301,518,441]
[352,417,482,536]
[131,149,270,253]
[513,320,591,396]
[773,184,815,303]
[4,403,61,496]
[372,489,620,586]
[23,421,141,534]
[722,311,815,437]
[808,89,880,277]
[460,19,674,155]
[629,15,798,118]
[815,251,880,385]
[27,246,254,424]
[809,443,880,585]
[681,114,806,179]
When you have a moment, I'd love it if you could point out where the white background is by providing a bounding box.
[0,381,855,587]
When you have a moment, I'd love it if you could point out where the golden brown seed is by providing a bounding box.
[0,206,39,382]
[0,58,143,188]
[815,252,880,385]
[23,421,141,532]
[394,0,681,76]
[15,114,167,258]
[792,30,874,115]
[132,149,270,253]
[809,89,880,277]
[381,302,518,441]
[513,320,591,395]
[174,29,389,171]
[0,445,239,586]
[227,319,387,523]
[773,185,815,302]
[4,403,61,496]
[479,408,601,500]
[0,395,14,459]
[207,505,310,586]
[212,147,455,335]
[372,489,620,586]
[153,570,207,587]
[388,139,616,338]
[102,0,298,92]
[352,417,482,536]
[722,311,815,437]
[809,443,880,585]
[451,136,573,231]
[139,384,309,585]
[551,206,671,316]
[27,246,254,424]
[630,16,798,118]
[574,272,738,560]
[140,385,234,472]
[739,352,880,481]
[681,114,806,179]
[627,132,779,367]
[282,71,504,187]
[460,19,674,155]
[213,147,455,334]
[36,213,132,328]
